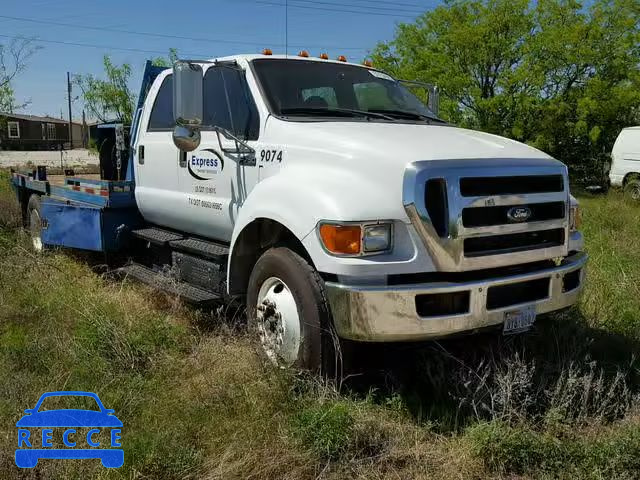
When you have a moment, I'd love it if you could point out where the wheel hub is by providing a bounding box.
[29,209,43,252]
[255,277,300,366]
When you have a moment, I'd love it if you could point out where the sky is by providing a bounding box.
[2,0,439,121]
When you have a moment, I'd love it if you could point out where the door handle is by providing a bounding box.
[138,145,145,165]
[179,151,187,168]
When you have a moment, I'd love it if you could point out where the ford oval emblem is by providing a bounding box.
[507,206,532,223]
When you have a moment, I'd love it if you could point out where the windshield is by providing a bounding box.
[251,59,439,122]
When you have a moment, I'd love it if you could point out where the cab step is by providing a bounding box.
[118,263,221,304]
[169,238,229,262]
[131,227,229,263]
[131,227,184,245]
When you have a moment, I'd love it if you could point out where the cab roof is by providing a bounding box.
[209,54,371,69]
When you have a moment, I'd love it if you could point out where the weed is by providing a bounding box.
[292,401,355,459]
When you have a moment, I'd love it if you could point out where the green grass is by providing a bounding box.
[0,170,639,479]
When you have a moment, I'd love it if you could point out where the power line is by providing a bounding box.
[0,15,283,47]
[0,14,370,51]
[327,0,431,8]
[237,0,419,18]
[273,0,424,14]
[0,33,211,57]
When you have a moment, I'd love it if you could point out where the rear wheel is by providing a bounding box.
[624,178,640,201]
[27,195,44,252]
[247,247,346,377]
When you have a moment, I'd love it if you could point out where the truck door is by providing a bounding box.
[134,72,184,229]
[176,64,261,241]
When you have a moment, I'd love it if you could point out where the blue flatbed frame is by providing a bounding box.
[9,61,168,253]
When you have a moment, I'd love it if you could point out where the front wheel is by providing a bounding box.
[624,179,640,201]
[247,247,343,376]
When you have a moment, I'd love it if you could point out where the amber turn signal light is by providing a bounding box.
[319,224,361,255]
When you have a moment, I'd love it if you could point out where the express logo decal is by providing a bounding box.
[188,149,224,181]
[15,391,123,469]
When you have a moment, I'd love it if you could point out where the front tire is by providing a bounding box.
[624,178,640,201]
[247,247,341,375]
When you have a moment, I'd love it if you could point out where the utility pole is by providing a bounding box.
[67,72,73,150]
[82,109,86,148]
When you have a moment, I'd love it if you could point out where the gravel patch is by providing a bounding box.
[0,149,99,168]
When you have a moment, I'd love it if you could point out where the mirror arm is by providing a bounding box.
[214,127,256,166]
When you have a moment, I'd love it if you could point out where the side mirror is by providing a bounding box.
[172,61,203,152]
[428,85,440,116]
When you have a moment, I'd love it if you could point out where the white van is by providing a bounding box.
[610,126,640,199]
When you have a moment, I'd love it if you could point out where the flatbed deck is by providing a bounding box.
[11,171,136,208]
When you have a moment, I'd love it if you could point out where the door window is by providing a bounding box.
[204,67,259,140]
[147,75,174,131]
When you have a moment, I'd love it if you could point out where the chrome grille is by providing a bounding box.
[403,159,570,271]
[461,201,565,228]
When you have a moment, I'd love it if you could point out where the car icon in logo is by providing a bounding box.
[507,206,532,223]
[15,391,123,468]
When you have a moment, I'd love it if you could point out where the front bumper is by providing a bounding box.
[326,252,587,342]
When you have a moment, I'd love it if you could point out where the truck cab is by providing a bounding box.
[139,52,585,371]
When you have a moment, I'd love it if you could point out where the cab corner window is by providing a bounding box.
[147,75,174,131]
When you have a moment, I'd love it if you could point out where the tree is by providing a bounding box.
[75,49,179,124]
[0,37,39,113]
[150,48,179,68]
[74,56,135,124]
[372,0,640,172]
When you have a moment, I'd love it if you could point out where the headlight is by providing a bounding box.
[363,224,392,253]
[569,200,581,232]
[318,222,392,256]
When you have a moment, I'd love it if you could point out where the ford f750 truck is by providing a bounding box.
[11,53,587,373]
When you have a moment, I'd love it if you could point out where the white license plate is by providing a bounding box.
[503,305,537,335]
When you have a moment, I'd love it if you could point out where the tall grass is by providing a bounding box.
[0,170,639,479]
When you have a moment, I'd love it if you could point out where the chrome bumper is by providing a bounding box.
[326,252,587,342]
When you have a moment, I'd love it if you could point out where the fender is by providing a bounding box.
[228,163,386,274]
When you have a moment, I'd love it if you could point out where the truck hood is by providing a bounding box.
[257,119,566,243]
[266,120,557,165]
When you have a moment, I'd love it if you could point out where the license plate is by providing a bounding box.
[503,305,537,335]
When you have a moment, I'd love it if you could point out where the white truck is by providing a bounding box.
[609,126,640,199]
[12,53,587,374]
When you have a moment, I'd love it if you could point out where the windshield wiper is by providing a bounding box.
[368,109,442,123]
[280,107,396,121]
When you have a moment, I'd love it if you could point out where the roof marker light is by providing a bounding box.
[262,48,273,55]
[298,50,310,58]
[337,55,347,62]
[319,53,329,60]
[363,60,373,67]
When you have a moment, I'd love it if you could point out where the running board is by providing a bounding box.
[118,263,221,304]
[131,227,229,262]
[131,227,183,245]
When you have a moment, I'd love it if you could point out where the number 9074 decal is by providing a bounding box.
[260,149,283,163]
